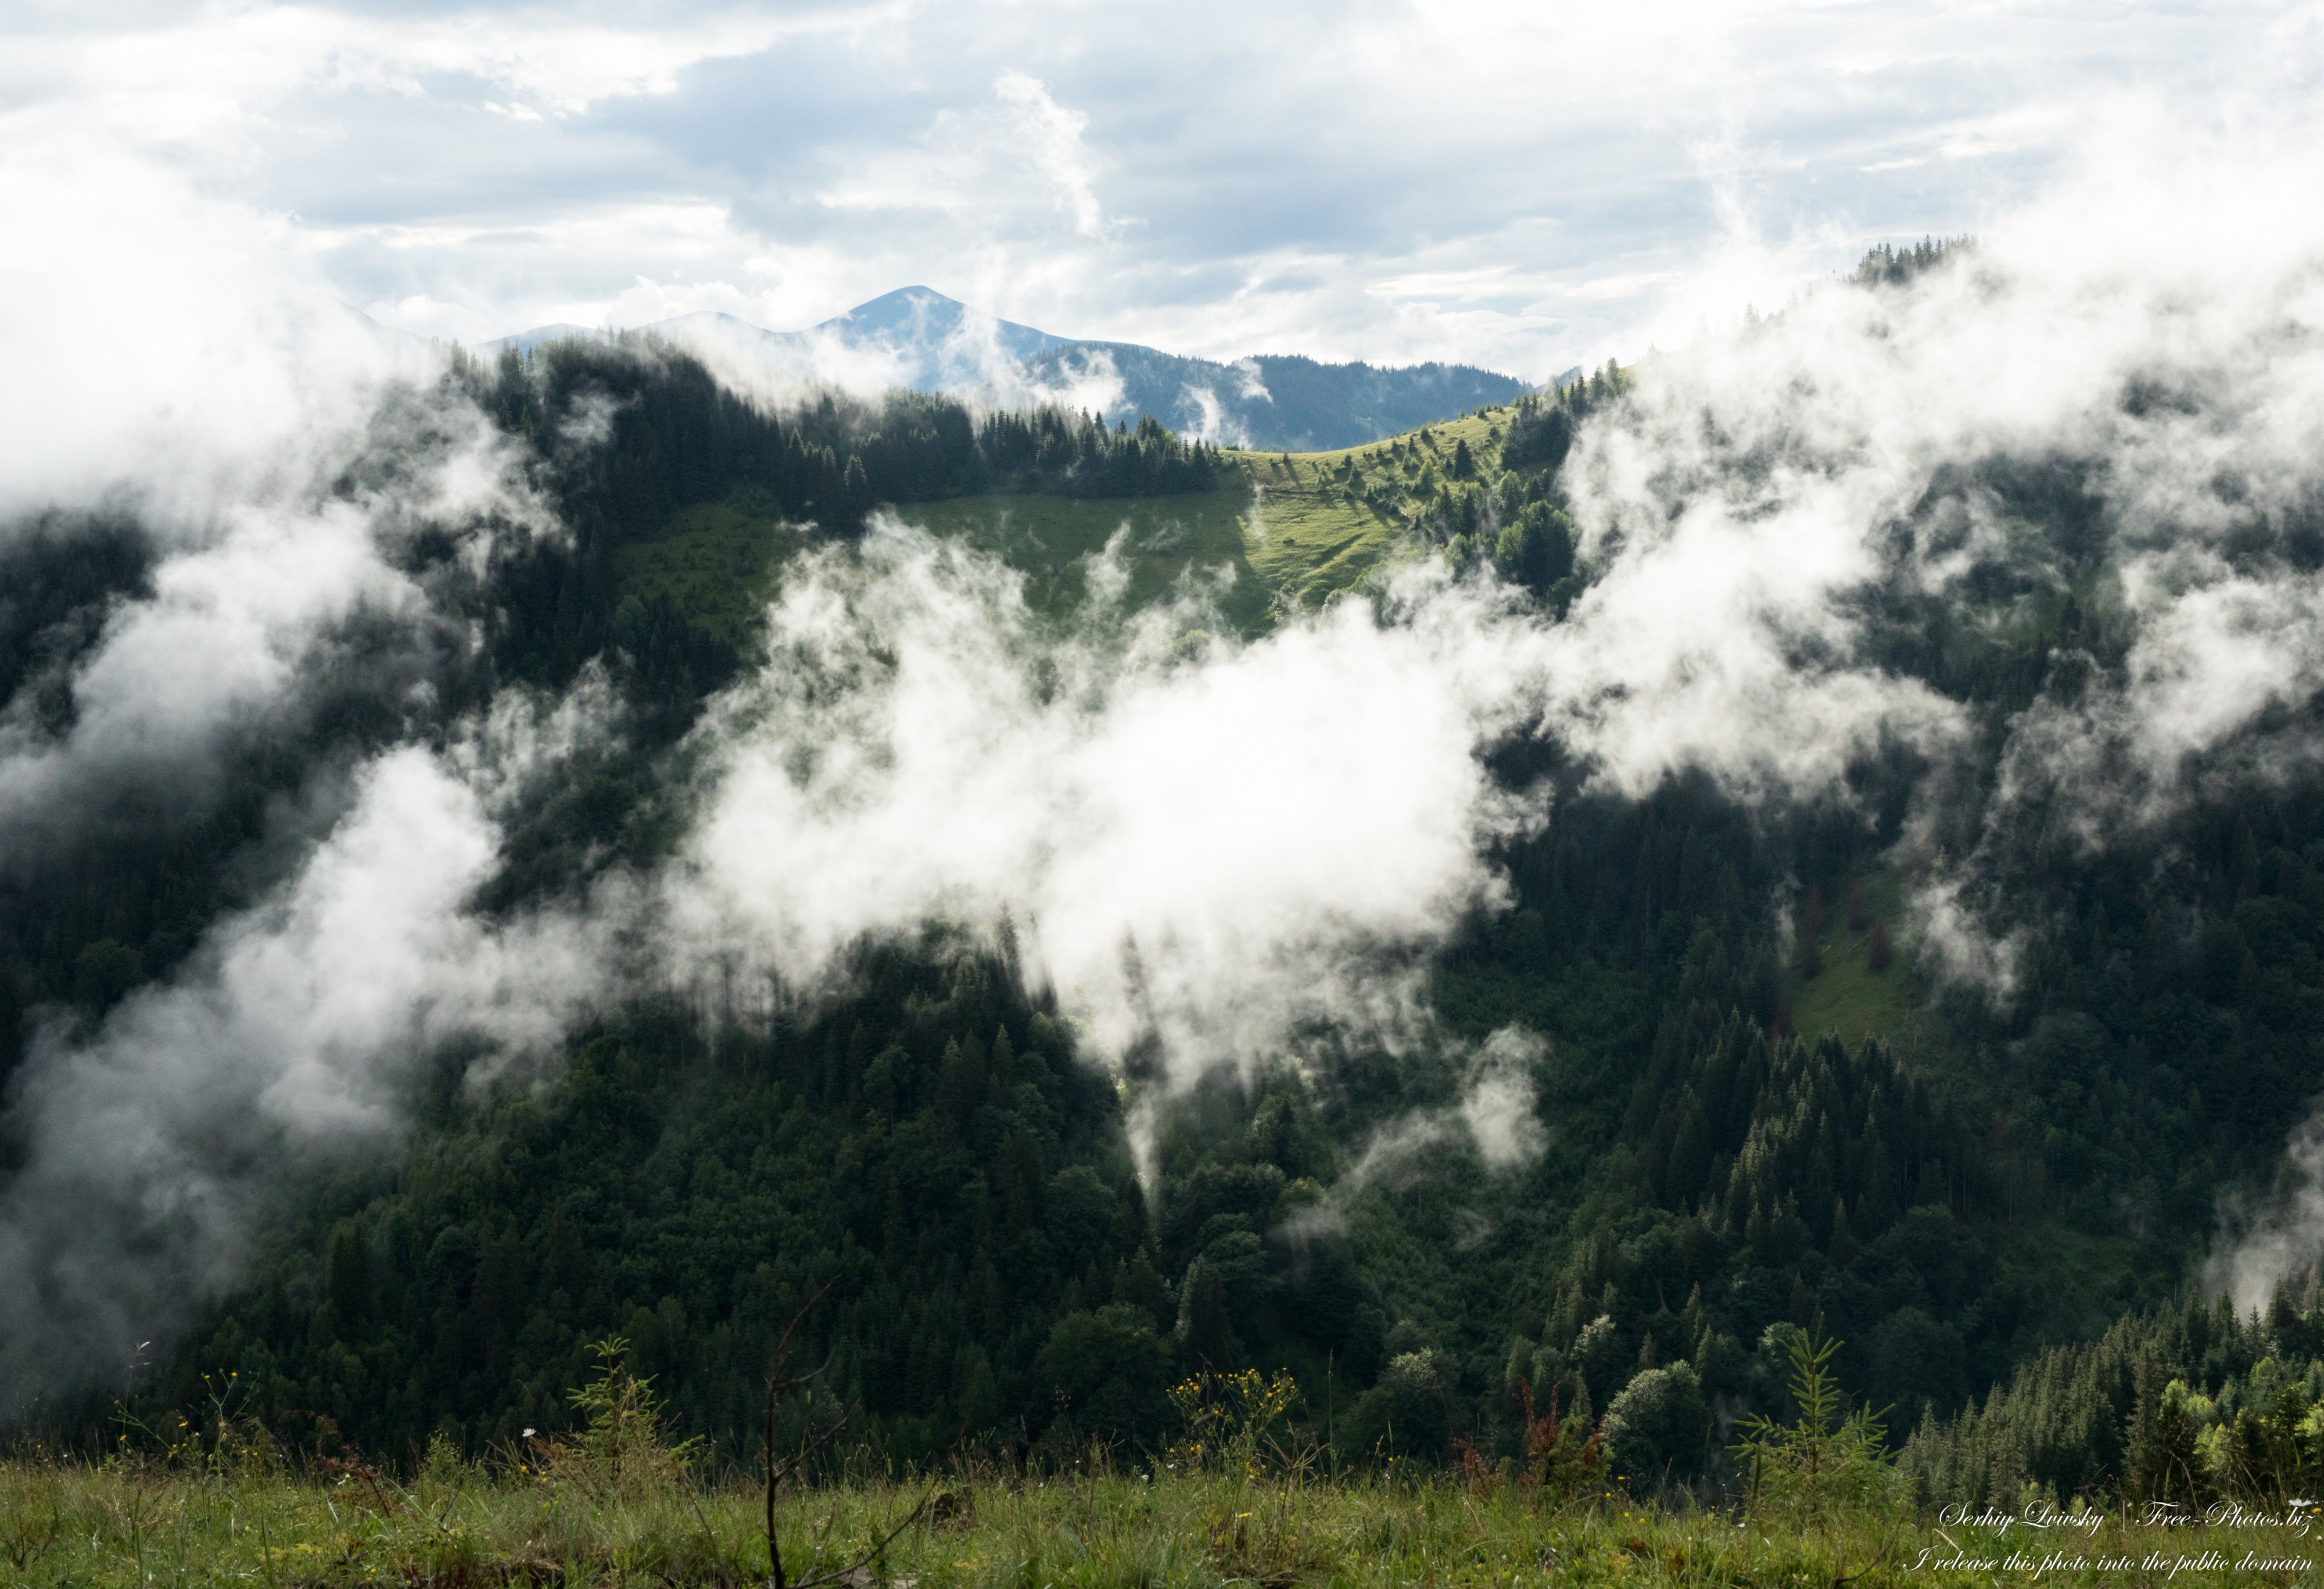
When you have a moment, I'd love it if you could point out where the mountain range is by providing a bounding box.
[485,287,1543,452]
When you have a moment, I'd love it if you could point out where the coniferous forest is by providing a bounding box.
[10,250,2324,1543]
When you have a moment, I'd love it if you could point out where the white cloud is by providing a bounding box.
[0,503,420,854]
[0,745,606,1400]
[1174,382,1248,446]
[0,79,598,1407]
[652,446,1993,1085]
[0,146,414,524]
[8,1,2295,380]
[1544,105,2324,995]
[1459,1027,1551,1172]
[2208,1113,2324,1319]
[0,122,565,863]
[994,70,1111,239]
[661,524,1537,1085]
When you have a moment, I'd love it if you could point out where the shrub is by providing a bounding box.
[1166,1368,1300,1477]
[535,1336,700,1501]
[1732,1321,1895,1530]
[1343,1351,1448,1465]
[1036,1305,1171,1445]
[1602,1361,1709,1484]
[1516,1378,1604,1501]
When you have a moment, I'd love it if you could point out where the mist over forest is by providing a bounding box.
[13,135,2324,1518]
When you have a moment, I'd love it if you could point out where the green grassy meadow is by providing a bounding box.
[1221,462,1412,614]
[10,1301,2290,1589]
[612,402,1526,652]
[5,1450,2309,1589]
[1785,875,1916,1045]
[1225,404,1518,606]
[891,492,1275,632]
[611,486,797,652]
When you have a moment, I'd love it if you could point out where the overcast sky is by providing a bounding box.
[4,1,2319,381]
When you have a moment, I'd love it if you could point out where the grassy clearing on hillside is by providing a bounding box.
[1246,405,1513,470]
[610,401,1533,655]
[614,486,1282,649]
[615,474,1425,650]
[1222,403,1528,611]
[1787,874,1916,1044]
[892,493,1275,633]
[612,486,797,651]
[1237,479,1405,613]
[5,1454,2309,1589]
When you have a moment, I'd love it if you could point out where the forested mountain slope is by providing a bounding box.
[10,248,2324,1509]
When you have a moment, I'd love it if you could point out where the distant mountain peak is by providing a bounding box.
[811,288,1075,365]
[826,285,962,323]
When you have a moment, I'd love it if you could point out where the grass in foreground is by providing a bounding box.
[6,1339,2307,1588]
[6,1453,2319,1589]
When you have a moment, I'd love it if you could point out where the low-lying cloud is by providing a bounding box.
[2207,1112,2324,1320]
[659,300,1131,422]
[1555,124,2324,985]
[0,745,605,1400]
[661,523,1543,1087]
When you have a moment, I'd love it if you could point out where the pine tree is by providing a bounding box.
[1177,1256,1235,1370]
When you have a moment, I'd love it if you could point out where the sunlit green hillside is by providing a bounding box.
[896,491,1271,630]
[610,485,794,651]
[611,401,1542,649]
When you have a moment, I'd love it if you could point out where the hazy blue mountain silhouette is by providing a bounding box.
[484,286,1529,451]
